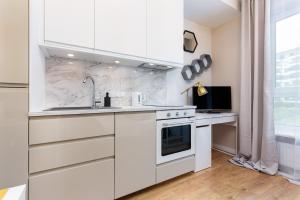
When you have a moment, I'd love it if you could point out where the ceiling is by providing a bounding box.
[184,0,240,28]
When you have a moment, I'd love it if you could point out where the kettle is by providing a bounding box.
[131,92,144,106]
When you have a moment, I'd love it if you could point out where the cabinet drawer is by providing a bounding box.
[156,156,194,183]
[29,159,114,200]
[29,136,114,173]
[196,118,211,127]
[29,114,114,145]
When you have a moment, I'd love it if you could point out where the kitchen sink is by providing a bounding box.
[44,106,122,111]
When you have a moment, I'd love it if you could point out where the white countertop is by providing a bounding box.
[29,105,196,117]
[195,112,238,120]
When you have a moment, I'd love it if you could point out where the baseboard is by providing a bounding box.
[213,144,236,155]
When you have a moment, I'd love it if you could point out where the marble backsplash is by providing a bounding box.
[45,57,168,108]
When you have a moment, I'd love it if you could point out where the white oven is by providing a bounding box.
[156,109,195,164]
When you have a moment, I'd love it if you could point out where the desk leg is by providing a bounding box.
[235,117,239,155]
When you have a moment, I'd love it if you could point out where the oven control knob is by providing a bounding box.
[166,113,171,117]
[176,112,179,116]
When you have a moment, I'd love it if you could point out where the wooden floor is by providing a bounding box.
[121,151,300,200]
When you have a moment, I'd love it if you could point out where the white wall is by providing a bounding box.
[167,17,241,154]
[29,0,46,112]
[167,19,212,105]
[211,17,241,153]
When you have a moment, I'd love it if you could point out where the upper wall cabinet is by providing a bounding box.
[0,0,28,84]
[42,0,183,66]
[44,0,94,48]
[148,0,184,64]
[95,0,147,57]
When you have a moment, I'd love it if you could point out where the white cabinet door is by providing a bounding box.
[29,159,114,200]
[45,0,94,48]
[115,112,156,199]
[95,0,147,57]
[148,0,184,64]
[0,0,28,84]
[195,125,212,172]
[0,88,28,189]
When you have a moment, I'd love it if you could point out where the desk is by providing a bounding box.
[194,112,238,172]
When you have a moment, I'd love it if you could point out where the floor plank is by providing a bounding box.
[120,151,300,200]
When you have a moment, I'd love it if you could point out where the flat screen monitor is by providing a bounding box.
[193,86,232,112]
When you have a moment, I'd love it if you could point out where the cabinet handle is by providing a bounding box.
[196,125,209,128]
[163,122,194,127]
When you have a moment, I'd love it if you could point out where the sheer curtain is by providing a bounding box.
[233,0,278,175]
[272,0,300,183]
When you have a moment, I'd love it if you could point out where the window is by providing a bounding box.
[272,0,300,137]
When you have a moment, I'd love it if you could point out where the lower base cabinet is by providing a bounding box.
[115,112,156,199]
[29,159,114,200]
[195,125,211,172]
[156,156,195,183]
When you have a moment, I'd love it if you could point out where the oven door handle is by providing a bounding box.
[162,121,194,127]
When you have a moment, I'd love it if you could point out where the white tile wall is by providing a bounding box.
[45,57,167,108]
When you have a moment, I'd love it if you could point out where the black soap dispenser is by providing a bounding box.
[104,92,111,107]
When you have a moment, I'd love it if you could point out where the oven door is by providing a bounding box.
[156,118,195,164]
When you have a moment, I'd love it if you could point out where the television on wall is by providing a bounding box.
[192,86,232,112]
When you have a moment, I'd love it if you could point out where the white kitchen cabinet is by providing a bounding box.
[147,0,184,64]
[29,159,114,200]
[156,156,195,183]
[195,125,212,172]
[0,0,28,84]
[115,112,156,199]
[0,88,28,189]
[29,114,114,145]
[95,0,147,57]
[44,0,94,48]
[29,136,114,173]
[28,114,115,200]
[42,0,184,66]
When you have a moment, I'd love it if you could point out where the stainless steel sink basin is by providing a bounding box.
[44,106,122,111]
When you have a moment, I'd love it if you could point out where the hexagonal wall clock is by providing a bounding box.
[181,65,195,81]
[183,30,198,53]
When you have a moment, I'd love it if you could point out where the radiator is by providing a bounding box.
[276,136,300,178]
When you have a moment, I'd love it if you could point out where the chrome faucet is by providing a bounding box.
[83,75,98,109]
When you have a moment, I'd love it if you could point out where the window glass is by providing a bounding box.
[161,125,191,156]
[273,9,300,136]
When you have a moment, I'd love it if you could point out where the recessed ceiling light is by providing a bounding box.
[67,53,74,57]
[114,60,120,64]
[149,63,155,66]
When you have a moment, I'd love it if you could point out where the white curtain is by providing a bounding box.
[234,0,279,175]
[271,0,300,183]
